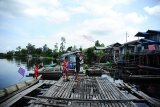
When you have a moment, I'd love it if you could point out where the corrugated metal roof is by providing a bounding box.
[107,42,121,48]
[146,30,160,34]
[122,40,138,46]
[135,32,150,37]
[61,51,81,57]
[95,47,107,50]
[141,38,156,43]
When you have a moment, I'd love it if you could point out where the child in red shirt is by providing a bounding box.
[34,64,38,79]
[62,56,69,81]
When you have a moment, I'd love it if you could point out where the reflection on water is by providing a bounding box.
[0,57,55,89]
[101,74,123,84]
[136,83,160,99]
[101,74,157,106]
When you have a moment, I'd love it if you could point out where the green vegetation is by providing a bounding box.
[83,64,89,69]
[95,40,105,47]
[85,47,94,64]
[106,61,112,68]
[0,37,67,59]
[0,38,105,66]
[97,50,104,64]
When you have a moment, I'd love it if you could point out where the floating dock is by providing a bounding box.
[1,75,156,107]
[1,75,160,107]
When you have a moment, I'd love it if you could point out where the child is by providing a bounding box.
[63,56,69,81]
[34,64,39,79]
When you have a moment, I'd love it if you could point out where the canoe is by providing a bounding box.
[0,75,41,101]
[44,63,57,68]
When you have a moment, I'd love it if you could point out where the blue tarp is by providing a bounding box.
[68,62,75,69]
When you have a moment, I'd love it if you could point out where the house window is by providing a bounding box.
[69,55,76,63]
[144,45,148,49]
[137,47,141,52]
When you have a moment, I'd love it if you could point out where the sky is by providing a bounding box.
[0,0,160,53]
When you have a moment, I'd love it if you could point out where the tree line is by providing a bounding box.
[0,37,67,59]
[0,38,105,64]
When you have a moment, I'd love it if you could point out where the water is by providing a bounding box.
[0,57,54,89]
[101,74,123,84]
[102,73,160,100]
[101,74,151,107]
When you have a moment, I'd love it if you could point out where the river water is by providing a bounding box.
[0,57,54,89]
[1,58,159,101]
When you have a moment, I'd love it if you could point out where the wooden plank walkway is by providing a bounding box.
[29,76,139,107]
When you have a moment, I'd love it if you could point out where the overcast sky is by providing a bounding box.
[0,0,160,52]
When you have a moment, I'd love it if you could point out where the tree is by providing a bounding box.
[46,48,52,57]
[97,50,104,64]
[79,46,82,52]
[53,43,58,53]
[52,43,59,59]
[16,46,21,52]
[95,40,101,47]
[42,44,53,57]
[43,44,48,52]
[101,43,105,47]
[16,46,21,56]
[59,37,66,53]
[6,51,14,57]
[26,43,35,54]
[86,47,94,64]
[35,48,42,55]
[21,49,27,57]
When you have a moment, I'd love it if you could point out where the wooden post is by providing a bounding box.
[158,55,160,65]
[146,55,148,65]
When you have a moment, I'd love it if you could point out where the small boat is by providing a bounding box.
[44,63,57,68]
[0,76,41,101]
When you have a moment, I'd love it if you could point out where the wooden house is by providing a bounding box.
[118,30,160,68]
[135,30,160,53]
[106,43,122,63]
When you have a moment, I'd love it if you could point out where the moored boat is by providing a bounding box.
[0,75,41,102]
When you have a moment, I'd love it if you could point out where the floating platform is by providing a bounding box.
[29,71,62,80]
[1,75,160,107]
[25,76,159,107]
[86,68,102,76]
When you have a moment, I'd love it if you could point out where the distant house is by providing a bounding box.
[146,30,160,42]
[119,30,160,56]
[119,40,138,62]
[93,47,107,63]
[135,30,160,53]
[94,47,107,53]
[94,43,122,63]
[106,43,122,63]
[118,30,160,66]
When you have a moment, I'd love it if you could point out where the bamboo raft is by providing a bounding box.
[1,75,160,107]
[24,76,158,107]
